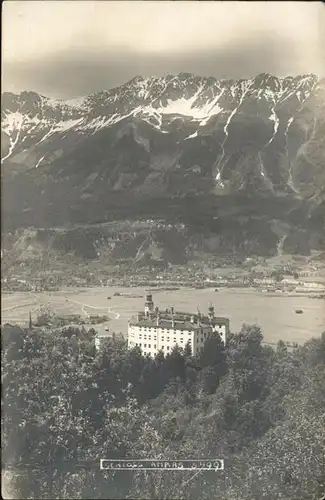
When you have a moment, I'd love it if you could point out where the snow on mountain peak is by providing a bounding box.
[1,73,320,166]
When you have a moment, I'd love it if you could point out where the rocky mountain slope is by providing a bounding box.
[2,73,325,256]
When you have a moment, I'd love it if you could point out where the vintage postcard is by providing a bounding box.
[2,1,325,499]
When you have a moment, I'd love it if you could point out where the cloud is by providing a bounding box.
[3,1,324,58]
[2,1,324,97]
[2,31,324,99]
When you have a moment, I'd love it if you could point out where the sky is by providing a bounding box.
[2,1,325,98]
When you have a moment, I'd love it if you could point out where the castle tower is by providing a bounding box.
[144,293,154,317]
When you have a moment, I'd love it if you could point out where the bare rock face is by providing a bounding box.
[1,73,324,257]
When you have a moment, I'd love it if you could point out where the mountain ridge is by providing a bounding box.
[1,72,324,257]
[2,72,323,193]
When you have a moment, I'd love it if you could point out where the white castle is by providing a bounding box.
[127,293,229,357]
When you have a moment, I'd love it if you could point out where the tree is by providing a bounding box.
[2,322,324,500]
[227,324,272,402]
[164,346,186,382]
[198,333,228,394]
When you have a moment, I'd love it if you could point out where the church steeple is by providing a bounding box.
[208,304,215,322]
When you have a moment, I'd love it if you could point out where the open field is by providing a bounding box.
[2,286,324,344]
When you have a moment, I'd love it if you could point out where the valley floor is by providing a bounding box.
[2,286,324,345]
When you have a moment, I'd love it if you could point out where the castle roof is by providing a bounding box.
[130,311,229,331]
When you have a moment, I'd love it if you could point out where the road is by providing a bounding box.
[64,297,120,320]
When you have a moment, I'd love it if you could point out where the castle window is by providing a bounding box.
[167,346,170,350]
[144,344,147,348]
[154,344,156,349]
[167,337,170,341]
[148,344,151,348]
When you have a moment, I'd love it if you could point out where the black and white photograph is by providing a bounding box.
[1,1,325,499]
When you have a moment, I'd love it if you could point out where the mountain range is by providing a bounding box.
[1,73,325,260]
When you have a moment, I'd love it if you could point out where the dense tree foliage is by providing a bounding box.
[2,323,325,499]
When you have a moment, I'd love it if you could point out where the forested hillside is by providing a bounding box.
[2,324,325,499]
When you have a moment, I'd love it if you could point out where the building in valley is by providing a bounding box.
[127,293,229,357]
